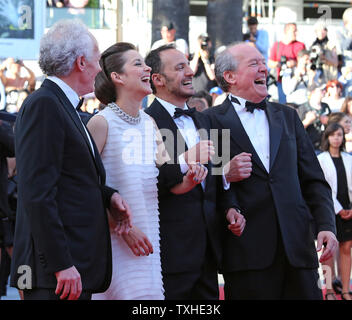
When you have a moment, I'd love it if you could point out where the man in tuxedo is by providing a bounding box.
[145,45,246,300]
[204,42,338,299]
[0,119,15,297]
[10,19,131,300]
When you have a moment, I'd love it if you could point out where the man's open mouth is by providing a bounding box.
[254,79,266,85]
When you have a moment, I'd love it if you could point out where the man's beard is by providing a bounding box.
[163,74,194,99]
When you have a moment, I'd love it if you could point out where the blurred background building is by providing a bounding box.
[0,0,351,104]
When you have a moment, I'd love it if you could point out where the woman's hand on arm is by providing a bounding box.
[170,163,208,194]
[121,225,153,256]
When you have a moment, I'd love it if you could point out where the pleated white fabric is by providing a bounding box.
[92,107,164,300]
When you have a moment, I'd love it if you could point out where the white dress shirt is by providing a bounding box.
[156,97,207,189]
[156,97,231,190]
[229,94,270,172]
[156,97,199,169]
[47,76,95,156]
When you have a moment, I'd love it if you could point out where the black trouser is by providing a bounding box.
[0,248,11,297]
[223,234,322,300]
[163,242,219,300]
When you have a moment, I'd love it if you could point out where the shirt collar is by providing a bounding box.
[156,97,188,118]
[228,93,247,110]
[47,76,80,110]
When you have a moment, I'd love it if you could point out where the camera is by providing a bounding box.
[200,35,210,50]
[279,56,288,77]
[309,45,323,71]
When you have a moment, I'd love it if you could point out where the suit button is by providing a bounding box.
[269,178,274,183]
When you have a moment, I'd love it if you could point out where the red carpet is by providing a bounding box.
[219,285,224,300]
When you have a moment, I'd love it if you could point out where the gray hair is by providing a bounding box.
[39,19,95,77]
[343,7,352,25]
[215,43,240,92]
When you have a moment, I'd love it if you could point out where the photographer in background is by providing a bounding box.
[309,22,338,86]
[151,21,189,58]
[0,58,36,113]
[297,85,331,153]
[243,16,269,63]
[336,8,352,98]
[268,23,306,104]
[336,7,352,69]
[190,33,217,93]
[282,49,318,107]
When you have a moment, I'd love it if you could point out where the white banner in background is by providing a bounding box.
[0,0,45,60]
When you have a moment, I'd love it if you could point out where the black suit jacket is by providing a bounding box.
[145,98,236,274]
[0,122,14,219]
[10,80,113,292]
[204,98,336,272]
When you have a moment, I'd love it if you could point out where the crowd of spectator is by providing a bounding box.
[1,7,352,299]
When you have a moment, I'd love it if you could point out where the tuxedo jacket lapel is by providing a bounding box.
[42,80,104,179]
[216,98,267,175]
[149,99,188,160]
[265,102,283,171]
[148,99,210,192]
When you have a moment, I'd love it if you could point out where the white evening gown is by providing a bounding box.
[92,106,164,300]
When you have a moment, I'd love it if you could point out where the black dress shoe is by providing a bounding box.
[332,278,342,295]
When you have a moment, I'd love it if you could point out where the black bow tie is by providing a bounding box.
[173,107,196,119]
[230,96,267,113]
[76,98,84,111]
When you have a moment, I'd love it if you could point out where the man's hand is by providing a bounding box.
[122,225,153,256]
[55,266,82,300]
[224,152,252,182]
[199,48,210,62]
[249,33,256,42]
[110,192,132,236]
[316,231,338,263]
[339,209,352,220]
[302,110,317,128]
[183,140,215,165]
[286,59,296,68]
[226,208,246,236]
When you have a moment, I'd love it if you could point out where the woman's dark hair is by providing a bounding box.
[94,42,136,105]
[320,122,346,152]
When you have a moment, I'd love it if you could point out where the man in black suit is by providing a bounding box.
[204,42,338,299]
[0,119,15,297]
[144,45,245,300]
[10,19,131,300]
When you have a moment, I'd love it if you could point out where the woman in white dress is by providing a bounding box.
[87,42,208,300]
